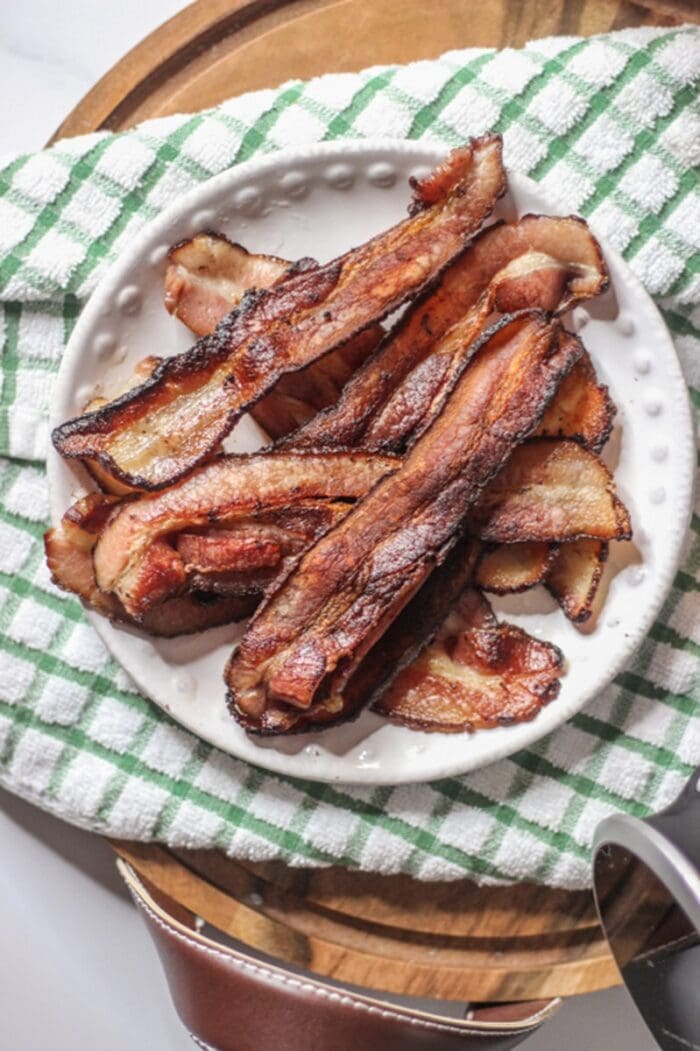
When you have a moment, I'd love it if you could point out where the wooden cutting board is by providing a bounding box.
[52,0,696,1004]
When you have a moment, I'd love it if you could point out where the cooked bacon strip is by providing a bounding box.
[546,539,609,624]
[177,528,283,574]
[165,232,382,440]
[177,503,348,572]
[374,588,564,732]
[91,451,398,618]
[365,325,588,456]
[45,495,257,635]
[164,234,295,332]
[238,536,482,734]
[82,357,164,495]
[251,327,383,440]
[361,299,493,452]
[45,491,354,633]
[285,213,607,453]
[176,501,351,597]
[53,136,506,489]
[474,541,555,594]
[471,439,632,544]
[534,352,615,451]
[226,313,582,732]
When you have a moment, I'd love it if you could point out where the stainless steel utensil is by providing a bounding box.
[593,768,700,1050]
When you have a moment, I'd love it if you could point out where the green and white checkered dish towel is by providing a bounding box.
[0,25,698,889]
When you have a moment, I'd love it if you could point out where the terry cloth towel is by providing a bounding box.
[0,26,698,890]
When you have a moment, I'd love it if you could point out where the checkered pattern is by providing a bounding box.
[0,27,698,889]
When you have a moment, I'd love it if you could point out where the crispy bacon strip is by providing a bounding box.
[52,136,506,489]
[91,451,398,618]
[177,528,283,575]
[175,502,351,597]
[285,213,607,453]
[164,234,295,331]
[237,536,482,734]
[249,325,383,440]
[471,439,632,544]
[45,495,257,635]
[46,492,355,633]
[546,539,609,624]
[474,541,555,594]
[82,357,164,494]
[165,232,382,440]
[535,352,615,451]
[361,300,493,452]
[374,588,564,732]
[251,533,563,736]
[226,313,582,732]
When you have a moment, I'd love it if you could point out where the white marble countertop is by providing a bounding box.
[0,3,656,1048]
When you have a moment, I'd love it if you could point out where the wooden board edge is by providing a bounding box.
[48,0,295,142]
[110,840,621,1000]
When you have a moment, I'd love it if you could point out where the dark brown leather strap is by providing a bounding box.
[119,860,559,1051]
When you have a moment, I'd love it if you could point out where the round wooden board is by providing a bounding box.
[51,0,698,1005]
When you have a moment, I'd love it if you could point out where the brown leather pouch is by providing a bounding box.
[120,860,559,1050]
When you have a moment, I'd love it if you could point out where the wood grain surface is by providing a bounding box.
[50,0,695,1004]
[111,840,621,1001]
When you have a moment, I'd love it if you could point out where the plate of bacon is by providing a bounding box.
[45,136,694,783]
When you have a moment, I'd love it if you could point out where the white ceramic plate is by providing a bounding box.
[47,140,695,785]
